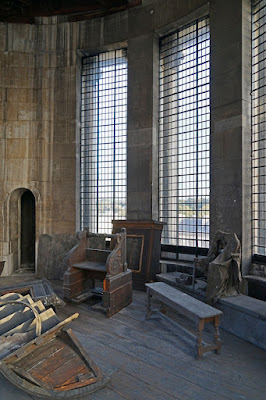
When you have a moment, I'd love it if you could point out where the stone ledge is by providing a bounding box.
[244,275,266,301]
[219,294,266,320]
[217,295,266,351]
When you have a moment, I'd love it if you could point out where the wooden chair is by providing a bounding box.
[63,228,132,317]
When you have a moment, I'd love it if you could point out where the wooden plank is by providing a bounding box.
[14,338,59,368]
[75,326,266,400]
[59,299,266,379]
[56,366,93,388]
[60,301,266,376]
[57,377,99,392]
[32,283,46,297]
[89,387,128,400]
[57,314,218,400]
[40,354,91,387]
[66,328,103,379]
[70,329,227,400]
[58,302,266,398]
[0,294,34,320]
[58,304,194,361]
[0,300,45,336]
[108,309,266,392]
[9,365,52,390]
[109,369,178,400]
[4,313,79,364]
[27,341,76,378]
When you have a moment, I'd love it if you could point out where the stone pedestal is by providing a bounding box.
[112,220,164,290]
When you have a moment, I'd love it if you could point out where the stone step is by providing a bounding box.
[244,275,266,301]
[86,248,111,263]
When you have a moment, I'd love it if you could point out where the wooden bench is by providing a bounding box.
[145,282,223,359]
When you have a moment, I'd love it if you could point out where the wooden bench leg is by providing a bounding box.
[214,315,222,354]
[196,319,205,359]
[146,288,152,319]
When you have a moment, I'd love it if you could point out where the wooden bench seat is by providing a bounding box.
[73,261,107,273]
[145,282,223,358]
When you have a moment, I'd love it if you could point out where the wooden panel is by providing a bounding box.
[13,338,59,369]
[126,235,144,272]
[113,220,164,290]
[40,354,90,387]
[27,342,75,379]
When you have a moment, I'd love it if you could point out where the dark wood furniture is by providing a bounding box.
[112,220,164,290]
[145,282,223,359]
[63,228,132,317]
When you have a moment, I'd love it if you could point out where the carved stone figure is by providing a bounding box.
[195,231,242,304]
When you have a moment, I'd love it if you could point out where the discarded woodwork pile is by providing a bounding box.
[0,278,65,308]
[0,292,108,398]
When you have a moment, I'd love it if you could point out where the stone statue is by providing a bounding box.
[195,231,242,304]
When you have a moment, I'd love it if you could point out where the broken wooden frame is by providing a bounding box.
[0,325,109,398]
[0,293,109,397]
[0,278,65,308]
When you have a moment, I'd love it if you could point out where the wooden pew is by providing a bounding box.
[63,228,132,317]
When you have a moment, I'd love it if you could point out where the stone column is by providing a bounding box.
[210,0,252,274]
[127,33,159,221]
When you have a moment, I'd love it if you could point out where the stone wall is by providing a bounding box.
[0,20,78,274]
[37,233,77,280]
[0,0,252,275]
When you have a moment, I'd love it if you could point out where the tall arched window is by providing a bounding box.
[252,0,266,258]
[159,17,210,254]
[80,49,127,233]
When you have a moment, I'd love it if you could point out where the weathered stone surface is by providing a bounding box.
[37,233,77,280]
[0,0,255,279]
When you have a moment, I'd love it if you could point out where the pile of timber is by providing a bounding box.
[0,292,108,398]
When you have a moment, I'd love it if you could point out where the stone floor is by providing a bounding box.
[0,273,265,400]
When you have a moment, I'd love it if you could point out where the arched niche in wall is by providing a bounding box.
[20,190,35,270]
[8,188,37,274]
